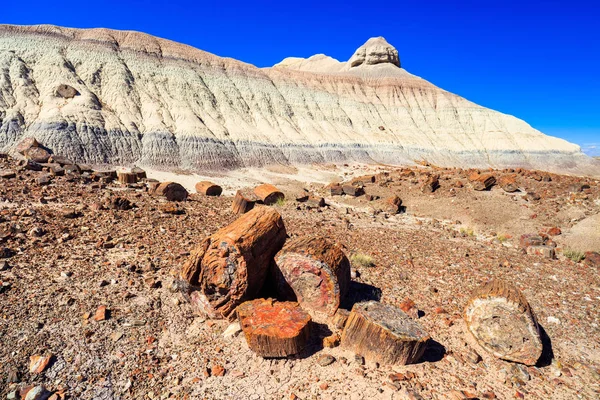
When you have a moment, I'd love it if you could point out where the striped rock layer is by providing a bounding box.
[0,25,598,175]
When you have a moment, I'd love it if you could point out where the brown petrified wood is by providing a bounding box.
[273,236,351,320]
[154,182,188,201]
[117,171,137,184]
[421,174,440,193]
[498,174,519,193]
[464,280,542,365]
[254,184,284,205]
[342,184,364,197]
[196,181,223,196]
[181,207,287,319]
[15,137,40,155]
[469,173,496,191]
[329,183,344,196]
[232,190,257,215]
[131,167,147,180]
[237,298,311,357]
[341,301,430,365]
[383,196,403,214]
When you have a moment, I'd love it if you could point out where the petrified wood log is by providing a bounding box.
[273,236,350,319]
[342,184,364,197]
[181,207,287,319]
[131,167,147,180]
[117,171,137,184]
[469,173,496,191]
[155,182,188,201]
[421,175,440,193]
[384,196,403,214]
[254,184,284,205]
[464,280,542,365]
[498,175,519,193]
[232,190,256,215]
[196,181,223,196]
[237,298,311,357]
[330,183,344,196]
[341,301,430,365]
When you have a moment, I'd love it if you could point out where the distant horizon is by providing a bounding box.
[3,1,599,156]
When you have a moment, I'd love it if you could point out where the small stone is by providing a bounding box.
[319,382,329,390]
[317,354,335,366]
[323,333,340,348]
[354,354,365,365]
[465,349,482,364]
[94,305,107,321]
[223,322,242,339]
[212,365,225,377]
[29,354,52,373]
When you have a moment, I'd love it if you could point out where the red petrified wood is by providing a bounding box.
[273,236,350,320]
[237,298,311,357]
[180,207,287,319]
[464,280,542,365]
[341,301,430,365]
[154,182,188,201]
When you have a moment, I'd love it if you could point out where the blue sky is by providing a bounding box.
[3,0,599,156]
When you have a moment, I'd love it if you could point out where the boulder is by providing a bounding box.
[15,137,40,155]
[237,298,311,357]
[55,84,79,98]
[464,280,542,365]
[383,196,403,214]
[181,207,287,319]
[23,147,51,163]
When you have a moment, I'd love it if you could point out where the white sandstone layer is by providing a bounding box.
[0,25,598,176]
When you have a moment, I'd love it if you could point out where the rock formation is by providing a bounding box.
[0,25,598,176]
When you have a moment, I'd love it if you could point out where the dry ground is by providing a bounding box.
[1,158,599,399]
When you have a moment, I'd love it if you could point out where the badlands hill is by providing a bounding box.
[0,25,598,175]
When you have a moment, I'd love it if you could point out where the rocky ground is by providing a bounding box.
[1,154,599,399]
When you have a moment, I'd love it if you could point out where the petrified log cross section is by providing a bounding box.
[237,298,311,357]
[181,207,287,319]
[341,301,430,365]
[464,280,542,365]
[273,237,350,320]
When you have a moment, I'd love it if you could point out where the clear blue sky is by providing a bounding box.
[3,0,599,156]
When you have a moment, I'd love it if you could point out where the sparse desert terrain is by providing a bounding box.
[1,151,599,399]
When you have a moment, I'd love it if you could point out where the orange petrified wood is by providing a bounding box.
[181,207,287,319]
[232,190,256,215]
[254,183,284,205]
[237,298,311,357]
[273,236,350,320]
[195,181,223,196]
[464,280,542,365]
[341,301,430,365]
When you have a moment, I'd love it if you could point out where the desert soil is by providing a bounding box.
[1,157,599,399]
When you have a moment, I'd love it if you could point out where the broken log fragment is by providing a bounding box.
[16,137,40,155]
[154,182,188,201]
[330,183,344,196]
[498,175,519,193]
[342,184,364,197]
[254,184,284,205]
[383,196,403,214]
[131,167,147,180]
[24,147,51,164]
[237,299,311,357]
[181,206,287,319]
[464,280,542,365]
[195,181,223,196]
[469,173,496,191]
[306,196,325,208]
[421,175,440,193]
[232,190,257,215]
[117,171,137,184]
[341,301,430,365]
[273,236,351,320]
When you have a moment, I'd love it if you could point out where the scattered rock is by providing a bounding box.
[24,147,51,163]
[29,354,52,373]
[15,137,40,154]
[584,252,600,268]
[317,354,336,366]
[469,173,496,191]
[0,169,16,179]
[94,305,107,321]
[421,174,440,193]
